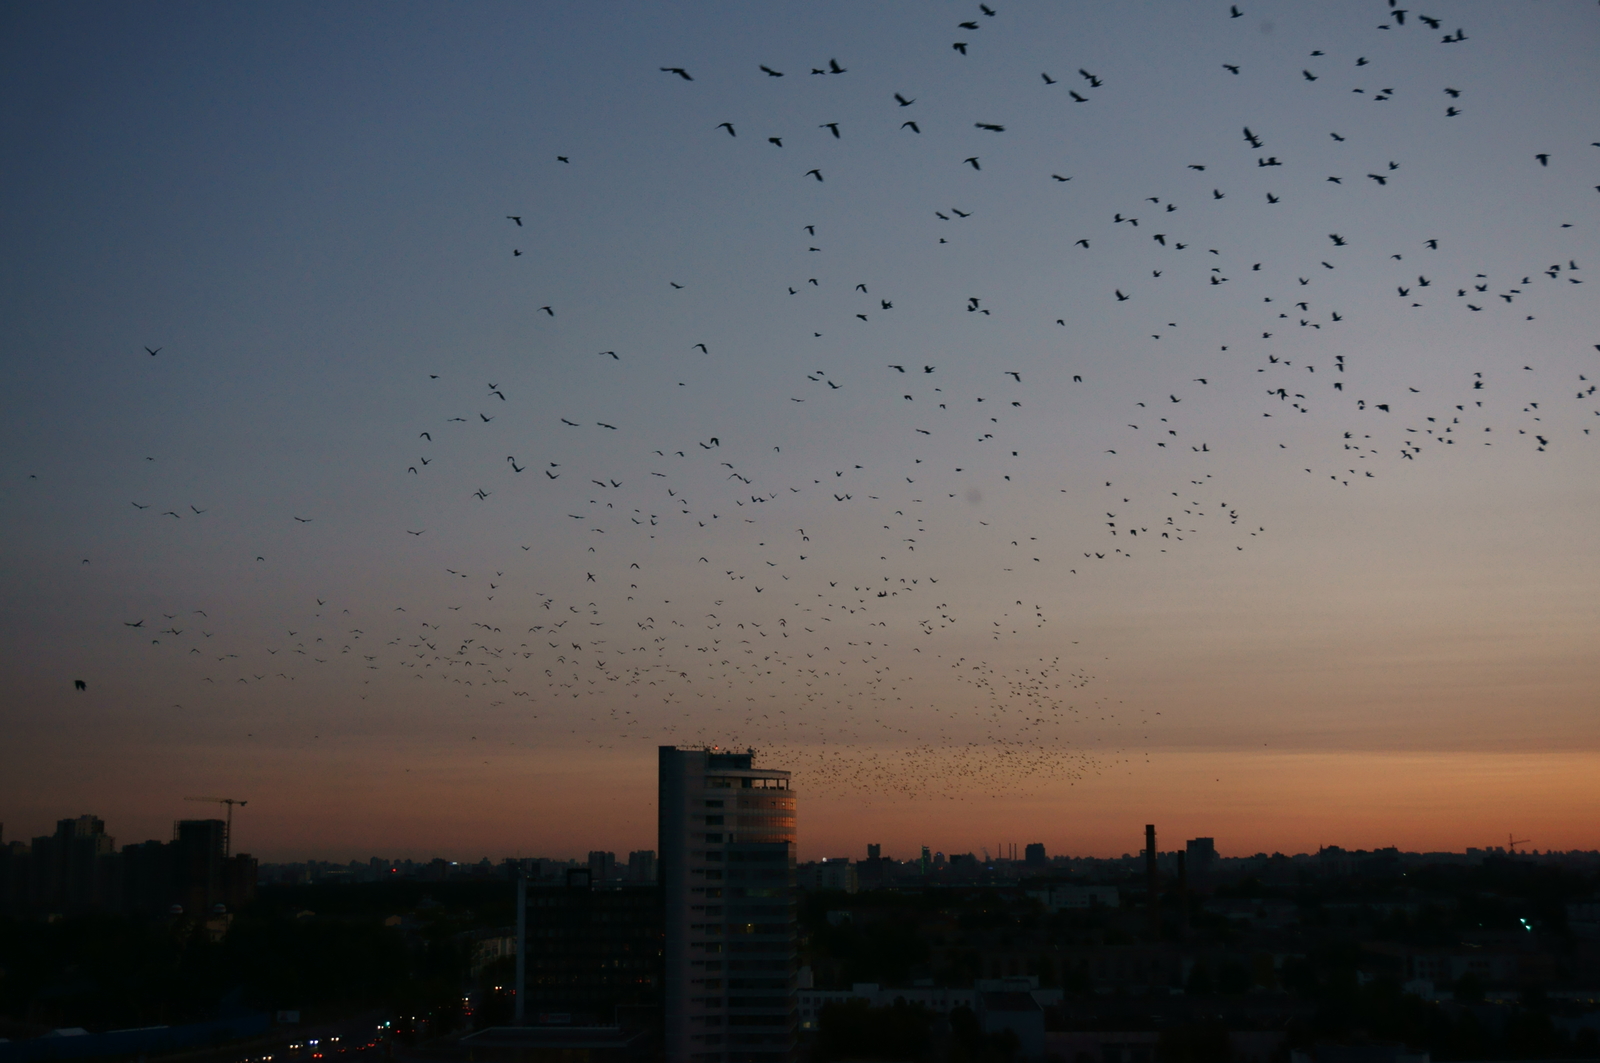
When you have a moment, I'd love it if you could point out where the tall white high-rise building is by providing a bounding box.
[659,746,796,1063]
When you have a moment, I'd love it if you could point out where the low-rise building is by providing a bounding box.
[1026,885,1120,912]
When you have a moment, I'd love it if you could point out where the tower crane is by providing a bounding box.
[1507,834,1530,854]
[184,797,248,856]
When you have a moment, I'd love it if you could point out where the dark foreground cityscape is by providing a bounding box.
[4,748,1600,1063]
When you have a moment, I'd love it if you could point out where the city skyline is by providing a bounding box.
[12,744,1597,866]
[3,3,1597,859]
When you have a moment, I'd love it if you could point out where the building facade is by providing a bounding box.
[0,816,254,918]
[523,871,663,1026]
[659,746,796,1063]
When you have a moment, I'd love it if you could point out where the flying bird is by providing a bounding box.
[660,67,693,80]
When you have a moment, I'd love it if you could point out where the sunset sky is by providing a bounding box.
[2,1,1596,863]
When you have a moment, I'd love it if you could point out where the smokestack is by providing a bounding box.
[1146,824,1159,935]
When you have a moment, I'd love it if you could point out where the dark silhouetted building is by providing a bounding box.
[0,815,253,919]
[858,843,887,888]
[629,850,658,883]
[660,746,796,1063]
[29,815,117,914]
[1186,837,1217,888]
[523,870,662,1026]
[172,819,257,916]
[590,850,619,883]
[1025,842,1048,869]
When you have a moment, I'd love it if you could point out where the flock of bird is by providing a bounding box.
[86,2,1596,800]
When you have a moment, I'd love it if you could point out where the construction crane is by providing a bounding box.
[184,797,248,856]
[1507,834,1530,854]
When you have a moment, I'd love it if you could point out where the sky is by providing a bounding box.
[1,1,1596,863]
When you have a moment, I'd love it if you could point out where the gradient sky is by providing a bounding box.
[2,1,1596,863]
